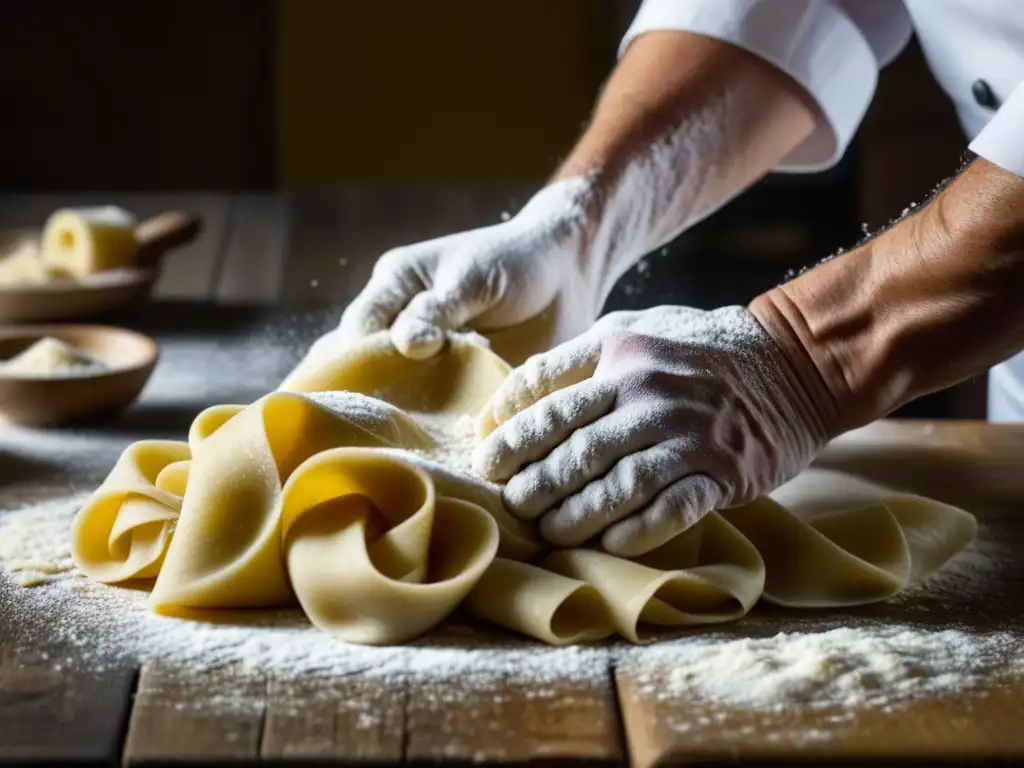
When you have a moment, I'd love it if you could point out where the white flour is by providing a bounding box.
[301,393,479,476]
[0,494,90,585]
[0,337,109,378]
[408,411,477,474]
[1,489,1021,723]
[625,626,1023,714]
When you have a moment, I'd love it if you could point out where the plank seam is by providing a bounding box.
[255,676,269,760]
[609,659,631,768]
[117,665,142,768]
[401,680,411,764]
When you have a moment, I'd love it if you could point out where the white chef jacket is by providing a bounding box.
[620,0,1024,421]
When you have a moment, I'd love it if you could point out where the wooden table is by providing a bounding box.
[0,299,1021,766]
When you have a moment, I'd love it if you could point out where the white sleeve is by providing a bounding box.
[619,0,913,173]
[968,81,1024,178]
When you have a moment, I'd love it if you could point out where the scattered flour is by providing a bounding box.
[1,489,1021,727]
[300,394,479,476]
[408,411,477,474]
[0,494,89,585]
[0,316,1021,741]
[625,626,1023,715]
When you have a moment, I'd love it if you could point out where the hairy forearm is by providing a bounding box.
[751,157,1024,434]
[551,31,817,287]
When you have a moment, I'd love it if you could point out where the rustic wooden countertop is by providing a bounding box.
[0,302,1020,766]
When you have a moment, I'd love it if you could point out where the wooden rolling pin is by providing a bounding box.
[134,211,203,268]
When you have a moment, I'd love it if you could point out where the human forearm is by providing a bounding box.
[751,157,1024,434]
[550,31,817,289]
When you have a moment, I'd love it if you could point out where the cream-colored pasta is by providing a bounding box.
[281,449,499,644]
[72,440,189,583]
[70,331,978,646]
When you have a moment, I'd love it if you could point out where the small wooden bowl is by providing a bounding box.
[0,267,160,323]
[0,325,159,426]
[0,211,200,323]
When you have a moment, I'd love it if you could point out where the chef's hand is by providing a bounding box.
[327,179,607,361]
[306,30,819,364]
[473,305,834,556]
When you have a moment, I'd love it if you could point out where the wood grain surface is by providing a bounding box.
[404,672,623,765]
[123,665,267,766]
[617,421,1024,767]
[263,676,405,762]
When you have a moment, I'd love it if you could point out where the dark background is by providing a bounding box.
[0,0,979,417]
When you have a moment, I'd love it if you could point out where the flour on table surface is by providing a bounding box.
[0,494,89,586]
[1,314,1022,737]
[1,489,1021,722]
[622,625,1023,714]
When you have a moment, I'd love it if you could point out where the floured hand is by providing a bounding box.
[473,306,833,556]
[317,179,609,362]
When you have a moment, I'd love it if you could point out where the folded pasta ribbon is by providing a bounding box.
[70,332,977,646]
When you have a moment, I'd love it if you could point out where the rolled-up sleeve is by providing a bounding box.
[619,0,913,172]
[968,81,1024,178]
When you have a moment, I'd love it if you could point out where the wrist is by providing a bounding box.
[750,159,1024,434]
[517,172,636,286]
[747,286,854,438]
[751,223,931,435]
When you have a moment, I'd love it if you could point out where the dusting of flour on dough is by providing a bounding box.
[408,411,478,475]
[307,390,411,435]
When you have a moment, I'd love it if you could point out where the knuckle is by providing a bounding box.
[403,291,437,318]
[599,329,642,359]
[374,246,414,275]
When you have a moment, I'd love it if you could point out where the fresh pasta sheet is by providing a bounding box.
[71,333,977,645]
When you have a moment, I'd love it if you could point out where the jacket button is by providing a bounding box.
[972,79,1000,109]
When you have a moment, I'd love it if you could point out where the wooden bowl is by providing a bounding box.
[0,325,159,426]
[0,211,200,323]
[0,266,160,323]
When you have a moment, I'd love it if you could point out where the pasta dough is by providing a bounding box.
[41,206,138,278]
[0,240,68,286]
[71,332,977,646]
[0,206,139,289]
